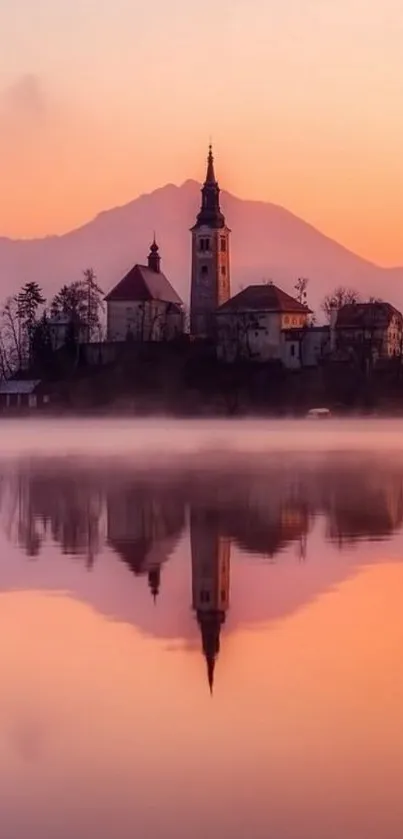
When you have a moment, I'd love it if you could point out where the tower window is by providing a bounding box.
[205,237,210,251]
[200,591,211,604]
[199,239,205,252]
[221,266,226,276]
[201,265,208,275]
[220,238,226,252]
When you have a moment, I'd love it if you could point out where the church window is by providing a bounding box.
[221,590,226,602]
[205,237,210,251]
[199,238,205,252]
[200,591,210,604]
[220,238,227,253]
[291,345,296,356]
[221,266,226,275]
[201,265,208,275]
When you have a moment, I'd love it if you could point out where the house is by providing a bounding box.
[216,282,312,364]
[335,302,403,361]
[0,380,50,410]
[105,238,184,342]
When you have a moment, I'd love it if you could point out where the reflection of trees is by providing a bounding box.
[0,455,402,573]
[186,457,403,555]
[0,466,104,563]
[319,467,403,546]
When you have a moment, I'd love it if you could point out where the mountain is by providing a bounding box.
[1,180,402,315]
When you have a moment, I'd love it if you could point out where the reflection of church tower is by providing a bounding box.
[190,508,231,693]
[148,566,161,603]
[190,145,231,337]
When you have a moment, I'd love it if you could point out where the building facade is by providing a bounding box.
[216,282,311,364]
[335,302,403,361]
[190,146,231,338]
[105,239,184,342]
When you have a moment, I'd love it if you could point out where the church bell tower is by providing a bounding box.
[190,146,231,337]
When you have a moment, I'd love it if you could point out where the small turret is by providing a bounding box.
[147,235,161,273]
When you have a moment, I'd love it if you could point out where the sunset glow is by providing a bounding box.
[1,0,403,265]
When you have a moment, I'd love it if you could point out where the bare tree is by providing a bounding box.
[294,277,309,306]
[322,286,360,321]
[0,297,25,373]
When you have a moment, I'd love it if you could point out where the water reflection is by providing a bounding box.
[0,454,403,693]
[2,450,403,838]
[4,456,403,565]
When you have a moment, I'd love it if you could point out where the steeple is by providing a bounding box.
[147,234,161,273]
[198,610,225,694]
[190,145,231,337]
[193,144,226,230]
[205,143,216,184]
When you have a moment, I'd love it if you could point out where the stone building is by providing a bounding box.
[216,282,311,364]
[334,302,403,360]
[190,146,231,338]
[105,239,183,342]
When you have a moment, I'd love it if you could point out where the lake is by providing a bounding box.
[1,418,403,839]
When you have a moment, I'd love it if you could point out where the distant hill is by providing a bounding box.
[1,179,402,315]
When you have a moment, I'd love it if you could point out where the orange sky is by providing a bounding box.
[1,0,403,265]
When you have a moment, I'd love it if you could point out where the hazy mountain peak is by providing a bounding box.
[0,183,402,312]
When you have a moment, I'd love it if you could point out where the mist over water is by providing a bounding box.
[1,419,403,839]
[0,416,403,461]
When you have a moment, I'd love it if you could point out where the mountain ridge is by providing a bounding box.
[1,180,402,313]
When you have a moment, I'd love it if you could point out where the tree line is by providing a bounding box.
[0,269,104,379]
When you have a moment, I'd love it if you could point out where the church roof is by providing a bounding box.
[336,301,401,329]
[192,145,226,230]
[105,264,183,306]
[218,284,312,314]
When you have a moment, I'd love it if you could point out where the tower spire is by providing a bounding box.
[205,143,216,184]
[193,144,225,230]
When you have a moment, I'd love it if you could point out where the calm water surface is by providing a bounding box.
[2,419,403,839]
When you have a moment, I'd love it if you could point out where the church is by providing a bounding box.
[104,144,231,343]
[105,144,311,360]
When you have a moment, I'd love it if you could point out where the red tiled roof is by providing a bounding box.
[336,302,402,329]
[218,283,312,314]
[105,264,183,305]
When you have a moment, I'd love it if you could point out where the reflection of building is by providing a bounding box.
[107,483,185,601]
[190,507,231,692]
[227,499,310,558]
[323,468,403,546]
